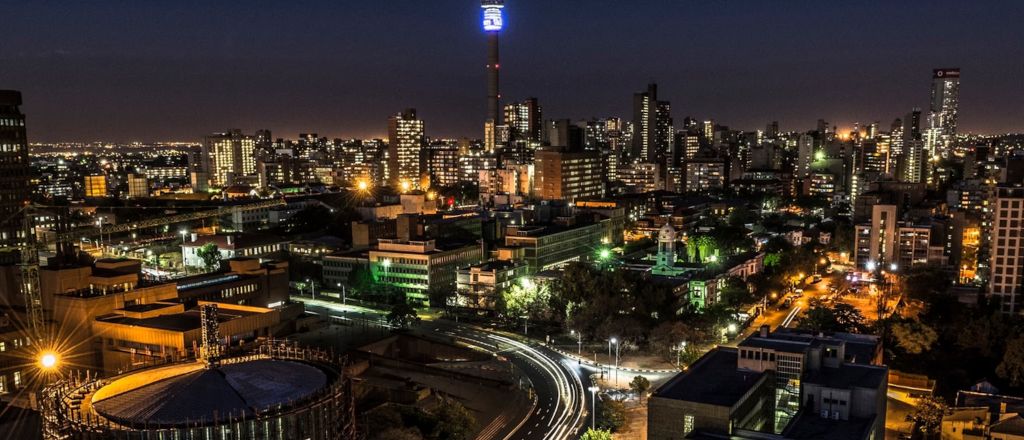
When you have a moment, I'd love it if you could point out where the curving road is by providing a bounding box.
[424,321,594,440]
[296,298,595,440]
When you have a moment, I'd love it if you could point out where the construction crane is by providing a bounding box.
[7,197,287,344]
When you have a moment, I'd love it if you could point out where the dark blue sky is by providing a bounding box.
[5,0,1024,142]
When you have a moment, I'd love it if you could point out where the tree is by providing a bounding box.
[801,300,866,334]
[579,428,613,440]
[596,398,626,432]
[997,336,1024,387]
[195,243,221,271]
[387,301,419,329]
[719,276,754,314]
[630,375,651,402]
[890,321,938,355]
[431,398,476,440]
[498,280,551,325]
[728,205,759,227]
[905,396,950,437]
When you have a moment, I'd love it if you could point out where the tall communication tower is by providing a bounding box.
[482,0,504,151]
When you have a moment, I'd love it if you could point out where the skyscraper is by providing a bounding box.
[387,109,426,190]
[482,0,504,148]
[202,130,256,187]
[632,83,672,163]
[926,68,960,158]
[0,91,31,261]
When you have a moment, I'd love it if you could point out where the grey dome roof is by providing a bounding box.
[92,359,328,426]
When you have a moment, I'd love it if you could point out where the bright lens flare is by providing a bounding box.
[39,351,59,369]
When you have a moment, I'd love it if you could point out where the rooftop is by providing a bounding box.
[97,305,262,332]
[653,347,765,407]
[782,412,877,440]
[803,362,888,390]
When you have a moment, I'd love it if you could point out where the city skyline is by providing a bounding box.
[5,0,1024,142]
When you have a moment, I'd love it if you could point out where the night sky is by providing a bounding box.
[5,0,1024,142]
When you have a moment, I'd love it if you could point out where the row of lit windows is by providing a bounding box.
[222,283,257,299]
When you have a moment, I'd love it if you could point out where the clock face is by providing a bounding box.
[482,8,503,31]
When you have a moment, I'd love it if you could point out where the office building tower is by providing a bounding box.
[126,174,149,198]
[202,130,256,187]
[504,98,542,142]
[900,140,926,183]
[0,91,31,259]
[632,83,672,163]
[990,186,1024,314]
[387,109,426,190]
[889,118,904,157]
[684,158,727,193]
[582,119,609,151]
[926,68,960,158]
[481,0,504,149]
[533,148,603,201]
[83,174,107,198]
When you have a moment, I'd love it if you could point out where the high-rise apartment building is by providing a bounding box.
[0,91,31,259]
[926,68,960,158]
[853,204,940,271]
[387,109,426,190]
[632,83,672,163]
[990,186,1024,314]
[425,141,461,188]
[202,130,256,187]
[533,148,603,202]
[504,98,542,142]
[796,134,815,179]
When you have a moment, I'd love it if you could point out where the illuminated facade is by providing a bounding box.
[989,186,1024,314]
[926,68,960,158]
[387,108,426,189]
[84,174,107,197]
[504,97,542,142]
[0,91,31,258]
[202,129,256,187]
[632,83,672,163]
[533,149,603,201]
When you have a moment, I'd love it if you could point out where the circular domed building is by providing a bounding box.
[41,340,355,440]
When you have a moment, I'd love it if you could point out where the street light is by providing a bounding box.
[676,341,687,367]
[38,351,59,371]
[610,337,620,384]
[588,386,600,429]
[571,330,582,355]
[865,260,877,272]
[179,229,189,274]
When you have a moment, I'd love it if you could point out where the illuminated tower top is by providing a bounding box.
[481,0,504,32]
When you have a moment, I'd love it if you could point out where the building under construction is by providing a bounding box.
[40,336,356,440]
